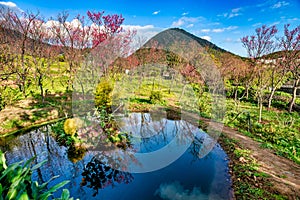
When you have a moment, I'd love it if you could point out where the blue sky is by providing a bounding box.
[0,0,299,56]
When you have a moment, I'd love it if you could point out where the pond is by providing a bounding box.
[0,113,233,200]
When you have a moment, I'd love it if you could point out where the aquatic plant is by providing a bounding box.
[0,151,73,200]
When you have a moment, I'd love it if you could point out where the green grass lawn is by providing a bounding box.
[223,97,300,164]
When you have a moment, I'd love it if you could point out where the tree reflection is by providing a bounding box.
[189,134,205,161]
[67,144,87,163]
[81,156,134,197]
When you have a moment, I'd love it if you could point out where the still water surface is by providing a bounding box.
[1,113,232,200]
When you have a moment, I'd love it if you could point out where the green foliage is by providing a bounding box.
[63,118,83,136]
[96,107,130,146]
[149,90,163,104]
[0,151,72,200]
[225,98,300,164]
[0,87,23,107]
[51,120,77,147]
[2,118,23,130]
[198,92,212,118]
[94,78,114,111]
[51,120,87,164]
[226,85,245,98]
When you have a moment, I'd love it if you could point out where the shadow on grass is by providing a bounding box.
[130,97,151,104]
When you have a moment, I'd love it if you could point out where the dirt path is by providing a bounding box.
[221,125,300,198]
[179,111,300,198]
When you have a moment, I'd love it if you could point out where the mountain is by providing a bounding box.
[0,26,61,57]
[144,28,228,54]
[113,28,249,77]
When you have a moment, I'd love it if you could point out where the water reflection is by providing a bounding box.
[81,157,134,197]
[0,113,232,199]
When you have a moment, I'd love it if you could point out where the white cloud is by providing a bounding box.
[200,29,211,33]
[172,18,184,27]
[228,13,241,18]
[271,1,289,9]
[218,7,242,19]
[171,16,203,27]
[212,26,238,33]
[152,10,160,15]
[122,24,162,48]
[122,24,155,31]
[270,21,280,26]
[212,28,224,33]
[200,35,211,41]
[248,18,254,21]
[187,24,194,28]
[218,13,228,18]
[45,20,60,28]
[0,1,15,7]
[199,26,237,34]
[155,182,208,200]
[252,22,262,27]
[182,12,189,16]
[0,1,22,12]
[69,18,82,28]
[231,8,241,13]
[223,38,240,43]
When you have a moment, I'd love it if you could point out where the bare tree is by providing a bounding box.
[241,25,278,122]
[279,24,300,112]
[5,10,41,96]
[28,15,59,103]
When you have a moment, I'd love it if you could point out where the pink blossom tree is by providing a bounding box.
[49,11,125,90]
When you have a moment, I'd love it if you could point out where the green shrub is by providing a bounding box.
[63,118,83,136]
[149,90,163,104]
[94,78,114,111]
[198,92,212,118]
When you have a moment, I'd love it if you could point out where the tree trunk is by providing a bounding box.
[234,86,238,101]
[258,98,263,123]
[267,88,276,109]
[38,74,44,103]
[288,79,299,113]
[39,83,44,103]
[245,86,249,100]
[234,86,239,107]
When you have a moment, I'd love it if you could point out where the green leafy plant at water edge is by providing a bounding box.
[51,119,85,149]
[0,150,74,200]
[96,107,131,147]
